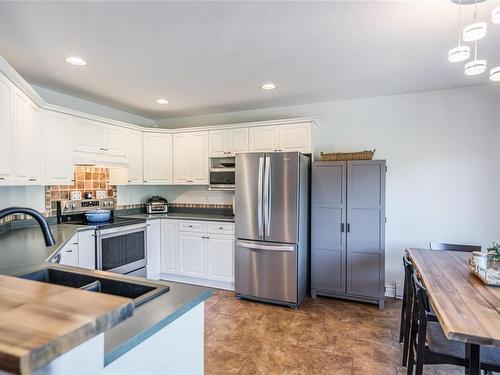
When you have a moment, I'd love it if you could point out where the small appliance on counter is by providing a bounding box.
[146,196,169,214]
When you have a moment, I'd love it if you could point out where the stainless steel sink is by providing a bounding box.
[17,265,169,307]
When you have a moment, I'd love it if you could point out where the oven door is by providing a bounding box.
[96,223,147,274]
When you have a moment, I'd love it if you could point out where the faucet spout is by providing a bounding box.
[0,207,56,246]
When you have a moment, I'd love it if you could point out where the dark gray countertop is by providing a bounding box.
[119,212,235,222]
[0,224,93,275]
[0,223,212,366]
[104,280,211,365]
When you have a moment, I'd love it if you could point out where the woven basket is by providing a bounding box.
[320,149,375,161]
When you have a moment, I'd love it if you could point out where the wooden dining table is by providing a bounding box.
[406,248,500,375]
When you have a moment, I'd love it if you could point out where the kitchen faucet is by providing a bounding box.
[0,207,55,246]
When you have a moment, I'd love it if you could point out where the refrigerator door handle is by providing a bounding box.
[264,156,271,237]
[236,240,295,252]
[257,156,264,237]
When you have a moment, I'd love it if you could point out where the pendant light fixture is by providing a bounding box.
[449,0,471,62]
[463,0,487,41]
[492,6,500,24]
[490,67,500,82]
[464,42,487,75]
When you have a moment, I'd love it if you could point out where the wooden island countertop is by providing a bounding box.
[0,275,134,375]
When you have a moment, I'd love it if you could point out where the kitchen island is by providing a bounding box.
[0,223,210,374]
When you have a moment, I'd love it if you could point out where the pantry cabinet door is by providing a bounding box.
[14,92,42,184]
[0,74,14,183]
[126,130,143,184]
[143,133,172,184]
[172,133,192,184]
[44,111,74,185]
[207,235,234,282]
[226,128,248,156]
[190,131,208,184]
[161,220,178,273]
[178,233,206,277]
[249,126,279,152]
[208,130,226,157]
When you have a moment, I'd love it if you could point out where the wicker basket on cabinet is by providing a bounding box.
[320,150,375,161]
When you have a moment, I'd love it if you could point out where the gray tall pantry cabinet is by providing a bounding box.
[311,160,386,309]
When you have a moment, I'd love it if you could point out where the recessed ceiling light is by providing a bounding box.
[261,83,276,90]
[155,98,168,105]
[65,56,87,66]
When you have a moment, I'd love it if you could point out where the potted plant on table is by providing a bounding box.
[487,241,500,269]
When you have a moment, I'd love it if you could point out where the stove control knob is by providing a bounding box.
[71,203,77,208]
[65,203,72,209]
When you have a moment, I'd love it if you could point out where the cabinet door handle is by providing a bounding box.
[28,178,37,181]
[0,177,5,180]
[66,249,73,253]
[219,227,224,230]
[341,223,344,233]
[347,223,351,233]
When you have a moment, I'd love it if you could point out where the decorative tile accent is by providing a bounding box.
[45,166,117,217]
[169,203,233,209]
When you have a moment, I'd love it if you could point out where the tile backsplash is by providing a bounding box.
[45,166,116,216]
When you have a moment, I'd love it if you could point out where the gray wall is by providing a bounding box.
[156,85,500,286]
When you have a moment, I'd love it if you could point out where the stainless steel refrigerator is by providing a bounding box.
[235,152,310,308]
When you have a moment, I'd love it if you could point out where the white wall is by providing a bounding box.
[117,185,233,206]
[157,85,500,286]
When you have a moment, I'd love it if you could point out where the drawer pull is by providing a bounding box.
[66,250,73,253]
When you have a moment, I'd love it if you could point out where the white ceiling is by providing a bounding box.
[0,1,499,120]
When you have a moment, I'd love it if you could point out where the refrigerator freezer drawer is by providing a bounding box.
[235,240,298,304]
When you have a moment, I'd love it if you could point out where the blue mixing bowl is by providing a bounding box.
[85,209,111,223]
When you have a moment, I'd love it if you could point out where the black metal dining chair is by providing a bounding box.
[407,272,500,375]
[400,256,438,367]
[429,242,481,252]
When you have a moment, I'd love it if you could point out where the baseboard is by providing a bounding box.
[159,273,234,291]
[384,284,396,298]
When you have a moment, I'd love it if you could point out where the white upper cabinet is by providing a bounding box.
[125,129,143,184]
[73,119,126,156]
[72,118,102,153]
[279,123,312,153]
[100,124,126,156]
[0,74,13,183]
[249,122,313,153]
[173,131,208,184]
[249,126,280,152]
[209,128,248,157]
[143,132,172,184]
[44,111,74,185]
[13,90,42,184]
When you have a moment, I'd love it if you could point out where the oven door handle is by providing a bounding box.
[96,223,147,237]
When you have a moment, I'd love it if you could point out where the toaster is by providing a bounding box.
[146,196,169,214]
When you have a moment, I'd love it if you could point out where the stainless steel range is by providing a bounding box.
[56,199,148,277]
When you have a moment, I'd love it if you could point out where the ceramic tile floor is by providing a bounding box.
[204,289,468,375]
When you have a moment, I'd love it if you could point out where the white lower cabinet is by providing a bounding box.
[158,219,235,289]
[55,230,95,269]
[160,220,177,273]
[178,232,206,277]
[207,234,234,282]
[146,219,162,279]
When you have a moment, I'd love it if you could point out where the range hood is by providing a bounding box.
[73,151,129,167]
